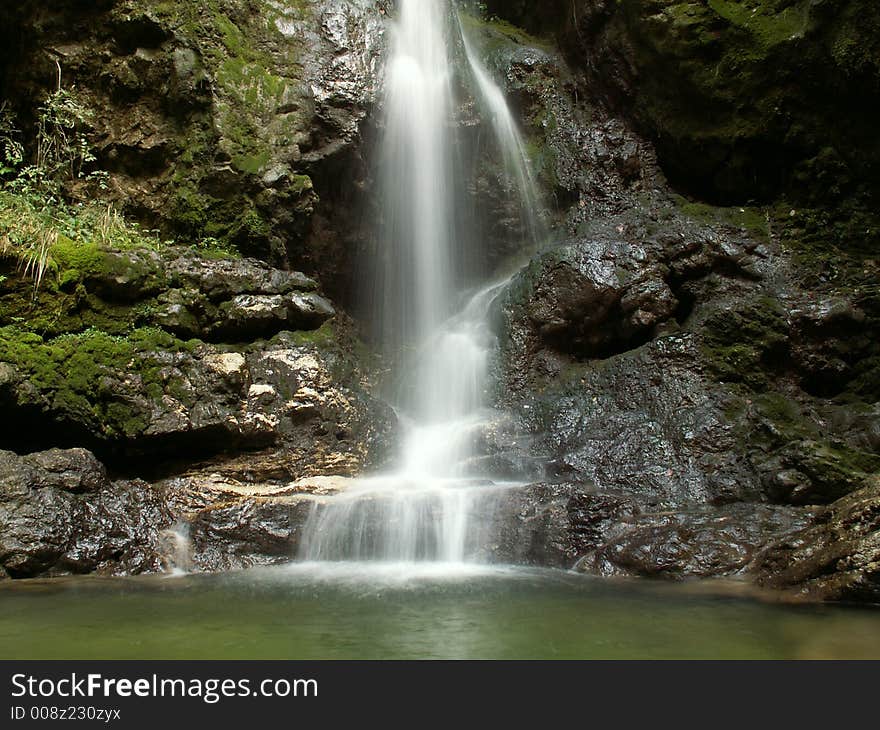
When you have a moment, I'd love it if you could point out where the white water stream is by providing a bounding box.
[299,0,544,565]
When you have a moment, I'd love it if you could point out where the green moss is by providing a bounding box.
[707,0,810,48]
[120,0,318,255]
[232,151,272,176]
[701,296,789,389]
[599,0,880,202]
[772,203,880,289]
[0,325,197,440]
[676,196,771,242]
[289,175,313,195]
[524,135,560,191]
[168,182,212,234]
[274,320,336,348]
[459,11,552,55]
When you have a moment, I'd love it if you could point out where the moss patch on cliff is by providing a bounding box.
[675,197,772,243]
[0,188,243,337]
[0,0,327,261]
[0,324,198,440]
[701,287,880,504]
[557,0,880,204]
[701,296,790,389]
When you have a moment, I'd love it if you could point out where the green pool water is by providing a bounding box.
[2,563,878,660]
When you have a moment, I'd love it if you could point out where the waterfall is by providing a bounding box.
[298,0,542,565]
[460,28,545,256]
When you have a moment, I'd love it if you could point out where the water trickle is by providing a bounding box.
[160,522,192,576]
[299,0,543,566]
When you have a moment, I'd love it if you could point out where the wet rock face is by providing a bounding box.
[578,503,813,579]
[457,6,880,601]
[0,448,321,578]
[0,331,394,479]
[186,497,313,573]
[755,483,880,602]
[482,8,880,527]
[0,448,171,579]
[507,211,761,359]
[516,335,761,505]
[484,483,641,567]
[497,205,880,512]
[0,448,862,592]
[496,203,771,505]
[479,482,812,579]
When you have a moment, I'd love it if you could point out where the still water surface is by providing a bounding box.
[2,564,878,659]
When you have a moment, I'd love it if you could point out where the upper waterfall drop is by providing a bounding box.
[298,0,545,564]
[375,0,456,375]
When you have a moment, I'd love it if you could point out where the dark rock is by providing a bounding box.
[755,483,880,602]
[496,202,777,507]
[165,255,318,301]
[475,482,811,580]
[519,0,880,205]
[0,322,396,479]
[214,292,334,340]
[789,297,872,397]
[501,210,761,360]
[187,497,313,573]
[482,483,643,567]
[578,503,814,579]
[14,448,107,494]
[519,236,675,358]
[0,448,172,579]
[521,336,761,504]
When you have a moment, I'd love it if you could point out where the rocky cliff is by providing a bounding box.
[1,1,878,602]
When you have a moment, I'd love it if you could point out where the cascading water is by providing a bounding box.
[298,0,544,566]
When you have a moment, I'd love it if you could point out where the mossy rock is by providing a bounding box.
[521,0,880,205]
[0,325,197,441]
[701,296,790,389]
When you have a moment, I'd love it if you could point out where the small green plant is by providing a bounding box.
[8,84,98,202]
[0,192,59,295]
[0,102,24,177]
[0,71,103,296]
[192,235,239,259]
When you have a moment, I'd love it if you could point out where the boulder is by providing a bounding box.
[0,448,172,578]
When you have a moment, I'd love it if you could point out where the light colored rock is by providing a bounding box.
[204,352,247,378]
